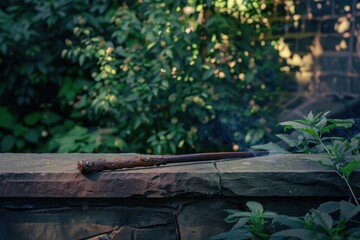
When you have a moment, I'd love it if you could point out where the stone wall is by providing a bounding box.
[0,153,359,240]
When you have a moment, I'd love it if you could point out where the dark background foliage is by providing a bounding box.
[0,0,294,154]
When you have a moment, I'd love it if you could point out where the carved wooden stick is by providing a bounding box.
[77,151,268,173]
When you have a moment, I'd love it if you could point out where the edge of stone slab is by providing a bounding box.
[0,153,358,198]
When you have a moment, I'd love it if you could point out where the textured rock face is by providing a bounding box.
[0,153,359,239]
[0,202,179,240]
[1,153,358,198]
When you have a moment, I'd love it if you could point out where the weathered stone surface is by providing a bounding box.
[0,204,178,240]
[177,199,233,239]
[216,154,360,197]
[0,153,359,198]
[0,153,220,198]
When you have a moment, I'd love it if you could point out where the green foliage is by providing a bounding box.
[253,112,360,174]
[0,0,293,153]
[0,0,96,152]
[209,200,360,240]
[211,113,360,239]
[253,111,360,204]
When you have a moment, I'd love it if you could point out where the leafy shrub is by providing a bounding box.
[0,0,293,153]
[0,0,99,152]
[209,200,360,240]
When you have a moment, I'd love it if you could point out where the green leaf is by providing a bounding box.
[115,46,127,57]
[156,145,162,154]
[276,134,298,147]
[58,143,78,153]
[202,68,214,81]
[301,128,317,138]
[16,139,25,149]
[42,112,61,124]
[271,229,326,240]
[13,124,28,137]
[245,129,264,145]
[79,54,85,66]
[328,119,354,129]
[169,142,176,154]
[224,209,241,214]
[312,211,333,230]
[303,155,334,167]
[125,94,138,102]
[230,218,248,230]
[68,126,88,136]
[279,121,310,131]
[272,215,303,228]
[0,107,14,129]
[251,142,290,154]
[114,138,127,151]
[91,37,100,42]
[315,117,327,132]
[340,161,360,178]
[224,212,252,223]
[24,112,42,126]
[339,200,360,221]
[307,111,314,121]
[146,42,156,50]
[320,111,331,119]
[80,144,96,153]
[350,137,359,148]
[349,231,360,240]
[317,201,340,214]
[321,136,345,141]
[322,123,336,133]
[295,119,309,125]
[24,129,39,144]
[1,135,15,152]
[134,118,141,130]
[209,228,253,240]
[246,201,263,214]
[164,49,173,59]
[161,80,169,89]
[263,211,277,218]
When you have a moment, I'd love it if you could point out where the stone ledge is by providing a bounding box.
[0,153,359,198]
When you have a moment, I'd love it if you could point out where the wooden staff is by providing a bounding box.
[77,151,268,173]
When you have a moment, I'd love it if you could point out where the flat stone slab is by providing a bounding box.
[0,153,359,198]
[0,200,180,240]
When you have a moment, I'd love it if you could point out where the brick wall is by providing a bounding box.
[270,0,360,96]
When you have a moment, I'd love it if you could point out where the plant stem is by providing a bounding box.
[314,126,359,205]
[313,128,332,155]
[335,171,359,206]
